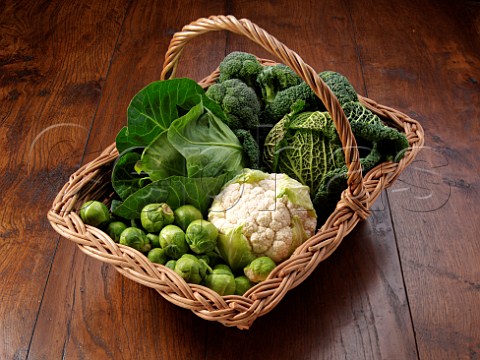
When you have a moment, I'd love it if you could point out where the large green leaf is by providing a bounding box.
[167,103,244,178]
[115,78,210,154]
[111,151,150,201]
[137,131,187,181]
[111,173,234,219]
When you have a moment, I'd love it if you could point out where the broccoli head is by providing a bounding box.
[233,129,260,169]
[257,64,302,104]
[262,82,321,124]
[206,78,261,131]
[218,51,263,89]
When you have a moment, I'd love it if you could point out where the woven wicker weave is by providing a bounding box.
[47,15,424,330]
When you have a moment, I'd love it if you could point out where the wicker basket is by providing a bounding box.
[47,15,424,330]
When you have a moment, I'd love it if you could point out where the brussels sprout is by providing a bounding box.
[79,200,110,228]
[205,264,236,296]
[107,221,127,242]
[185,219,218,254]
[174,205,203,231]
[140,203,175,233]
[174,254,210,284]
[244,256,276,283]
[147,248,168,264]
[212,263,233,275]
[119,227,151,253]
[234,276,253,296]
[147,233,161,248]
[159,225,188,259]
[165,259,177,270]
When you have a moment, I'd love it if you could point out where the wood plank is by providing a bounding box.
[27,1,229,359]
[201,1,418,359]
[347,0,480,358]
[18,1,478,359]
[0,0,128,359]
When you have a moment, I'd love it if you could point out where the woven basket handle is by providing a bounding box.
[161,15,369,218]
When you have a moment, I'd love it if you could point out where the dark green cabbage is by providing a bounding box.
[264,102,409,219]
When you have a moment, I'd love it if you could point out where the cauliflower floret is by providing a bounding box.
[242,221,258,238]
[256,211,272,227]
[208,169,317,271]
[250,227,273,253]
[265,241,290,263]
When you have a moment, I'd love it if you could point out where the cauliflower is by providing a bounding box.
[208,169,317,272]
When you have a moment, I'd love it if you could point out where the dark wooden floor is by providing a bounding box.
[1,0,479,359]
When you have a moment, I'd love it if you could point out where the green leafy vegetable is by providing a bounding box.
[111,151,150,201]
[270,111,345,196]
[216,226,257,273]
[111,78,245,219]
[112,173,234,219]
[137,131,187,181]
[319,71,359,106]
[167,102,244,178]
[117,79,203,153]
[264,100,409,219]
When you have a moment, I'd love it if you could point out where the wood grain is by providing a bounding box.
[1,0,478,359]
[0,0,128,358]
[28,1,229,359]
[347,0,480,359]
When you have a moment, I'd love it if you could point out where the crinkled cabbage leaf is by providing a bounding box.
[264,101,409,219]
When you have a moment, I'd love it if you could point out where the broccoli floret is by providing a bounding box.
[218,51,263,90]
[257,64,302,104]
[262,82,321,124]
[233,129,260,169]
[206,78,261,130]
